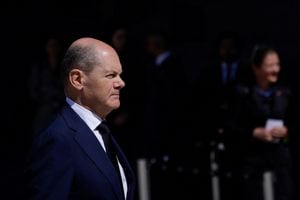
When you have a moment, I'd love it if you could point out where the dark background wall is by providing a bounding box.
[1,0,300,198]
[3,0,300,89]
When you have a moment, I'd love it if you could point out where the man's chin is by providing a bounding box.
[110,101,120,109]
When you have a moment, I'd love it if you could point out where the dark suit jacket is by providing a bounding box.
[25,105,135,200]
[230,85,292,172]
[142,52,186,157]
[195,59,251,142]
[204,60,251,104]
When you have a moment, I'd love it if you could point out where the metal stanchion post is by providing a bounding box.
[263,171,274,200]
[137,158,151,200]
[210,141,221,200]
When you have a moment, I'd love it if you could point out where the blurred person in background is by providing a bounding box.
[229,45,294,200]
[28,37,65,135]
[195,32,250,200]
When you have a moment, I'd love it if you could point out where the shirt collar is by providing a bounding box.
[221,61,239,71]
[66,97,103,131]
[255,86,274,98]
[155,51,171,66]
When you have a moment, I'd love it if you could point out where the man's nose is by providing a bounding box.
[115,76,125,89]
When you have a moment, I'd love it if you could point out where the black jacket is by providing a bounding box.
[229,84,293,172]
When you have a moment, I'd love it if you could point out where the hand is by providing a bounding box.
[253,127,273,142]
[269,126,288,138]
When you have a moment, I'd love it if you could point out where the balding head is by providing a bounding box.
[70,37,114,52]
[61,37,125,117]
[61,37,117,86]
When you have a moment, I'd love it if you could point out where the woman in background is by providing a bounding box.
[230,45,294,200]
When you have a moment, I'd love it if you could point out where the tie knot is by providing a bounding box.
[97,121,110,136]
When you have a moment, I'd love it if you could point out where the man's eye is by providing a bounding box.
[106,74,116,79]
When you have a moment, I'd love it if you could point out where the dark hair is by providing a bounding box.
[251,45,278,68]
[216,31,241,50]
[61,45,100,86]
[146,30,172,50]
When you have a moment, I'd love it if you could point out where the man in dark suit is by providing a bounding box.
[142,31,187,158]
[141,31,197,200]
[197,32,250,200]
[25,37,136,200]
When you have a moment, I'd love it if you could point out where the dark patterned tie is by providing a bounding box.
[97,121,124,196]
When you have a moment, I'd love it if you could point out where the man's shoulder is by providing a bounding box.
[34,108,73,143]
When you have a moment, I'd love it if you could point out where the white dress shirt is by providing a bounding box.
[66,97,128,198]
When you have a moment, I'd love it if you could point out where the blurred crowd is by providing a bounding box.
[24,28,300,200]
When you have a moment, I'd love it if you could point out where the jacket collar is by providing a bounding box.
[60,105,127,199]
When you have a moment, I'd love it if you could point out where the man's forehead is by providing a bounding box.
[98,62,122,73]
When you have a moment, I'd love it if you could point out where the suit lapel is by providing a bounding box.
[61,106,125,200]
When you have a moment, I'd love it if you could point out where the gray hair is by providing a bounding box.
[61,44,100,86]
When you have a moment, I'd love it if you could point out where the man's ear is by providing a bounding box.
[69,69,85,90]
